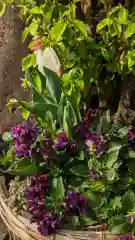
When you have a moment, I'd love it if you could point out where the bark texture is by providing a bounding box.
[0,6,30,133]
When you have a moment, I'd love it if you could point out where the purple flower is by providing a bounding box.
[85,133,105,156]
[66,189,87,215]
[38,212,60,236]
[120,237,132,240]
[128,127,135,149]
[24,173,60,236]
[11,122,42,158]
[55,131,69,150]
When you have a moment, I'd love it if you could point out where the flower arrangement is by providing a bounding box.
[1,67,135,238]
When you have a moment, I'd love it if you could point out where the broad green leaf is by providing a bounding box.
[22,27,29,43]
[19,101,58,120]
[74,20,87,37]
[110,196,122,211]
[122,190,135,212]
[30,7,43,14]
[43,67,62,104]
[50,21,67,42]
[108,6,120,16]
[129,151,135,159]
[117,126,129,138]
[118,8,129,25]
[70,165,89,177]
[52,177,65,200]
[85,191,103,209]
[126,23,135,39]
[57,93,66,125]
[106,168,116,181]
[22,54,36,71]
[108,215,129,234]
[106,149,120,169]
[97,18,112,32]
[6,158,38,175]
[88,180,106,192]
[29,21,38,36]
[2,132,12,142]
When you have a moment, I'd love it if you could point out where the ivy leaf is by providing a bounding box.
[50,21,67,42]
[70,165,89,177]
[74,20,87,37]
[126,23,135,39]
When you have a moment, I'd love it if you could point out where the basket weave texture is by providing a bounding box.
[0,176,133,240]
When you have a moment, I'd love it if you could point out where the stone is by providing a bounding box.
[0,5,30,134]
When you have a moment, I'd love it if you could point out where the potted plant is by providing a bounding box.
[0,67,135,240]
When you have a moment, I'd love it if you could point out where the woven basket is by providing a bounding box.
[0,176,133,240]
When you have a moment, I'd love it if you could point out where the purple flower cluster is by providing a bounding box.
[11,121,42,157]
[66,189,87,216]
[24,173,59,236]
[119,0,125,5]
[128,127,135,149]
[85,133,105,156]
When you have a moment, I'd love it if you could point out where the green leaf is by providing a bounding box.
[106,146,121,169]
[50,21,67,42]
[52,176,65,200]
[2,132,12,142]
[22,27,29,43]
[117,126,129,138]
[6,158,38,175]
[43,67,62,104]
[118,8,129,25]
[30,7,43,15]
[122,190,135,212]
[74,20,87,37]
[70,165,89,177]
[108,215,129,234]
[129,151,135,159]
[126,23,135,39]
[106,168,116,181]
[22,54,36,71]
[97,18,112,32]
[79,216,97,227]
[19,101,58,120]
[0,3,6,17]
[85,191,103,209]
[29,21,38,36]
[110,196,122,211]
